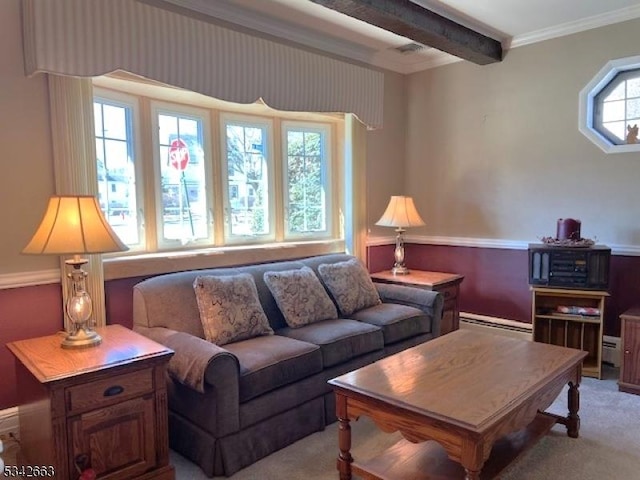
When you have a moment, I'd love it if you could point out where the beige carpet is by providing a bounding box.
[171,365,640,479]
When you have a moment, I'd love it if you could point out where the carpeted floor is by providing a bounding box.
[171,365,640,479]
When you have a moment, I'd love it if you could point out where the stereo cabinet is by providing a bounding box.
[531,287,607,379]
[619,307,640,395]
[7,325,175,480]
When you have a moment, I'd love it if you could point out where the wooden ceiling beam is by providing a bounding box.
[308,0,502,65]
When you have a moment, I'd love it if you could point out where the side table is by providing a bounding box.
[7,324,175,480]
[370,270,464,335]
[619,307,640,395]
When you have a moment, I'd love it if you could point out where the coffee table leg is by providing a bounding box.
[337,416,353,480]
[567,381,580,438]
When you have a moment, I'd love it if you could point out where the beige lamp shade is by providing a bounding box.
[375,196,425,228]
[23,195,128,255]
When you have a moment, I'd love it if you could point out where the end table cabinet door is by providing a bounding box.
[68,395,157,478]
[621,313,640,392]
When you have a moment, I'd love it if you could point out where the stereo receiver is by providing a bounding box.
[528,244,611,290]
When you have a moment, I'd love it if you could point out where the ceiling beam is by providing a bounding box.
[308,0,502,65]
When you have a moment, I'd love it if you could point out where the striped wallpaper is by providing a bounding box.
[22,0,384,128]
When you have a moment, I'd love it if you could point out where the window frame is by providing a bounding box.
[150,100,215,250]
[93,88,146,252]
[92,75,347,277]
[281,121,334,241]
[579,55,640,154]
[219,113,276,245]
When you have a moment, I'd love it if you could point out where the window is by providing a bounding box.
[221,115,274,242]
[283,123,332,239]
[93,93,143,247]
[579,55,640,153]
[152,102,212,248]
[92,76,344,259]
[594,70,640,145]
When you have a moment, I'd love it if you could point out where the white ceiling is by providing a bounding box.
[165,0,640,73]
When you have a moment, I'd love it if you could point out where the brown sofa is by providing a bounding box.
[132,253,443,477]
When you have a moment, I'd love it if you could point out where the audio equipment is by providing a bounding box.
[528,243,610,290]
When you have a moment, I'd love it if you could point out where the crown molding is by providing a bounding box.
[511,4,640,48]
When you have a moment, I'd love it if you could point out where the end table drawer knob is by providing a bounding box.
[104,385,124,397]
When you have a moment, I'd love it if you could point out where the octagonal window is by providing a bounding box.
[579,55,640,153]
[595,69,640,145]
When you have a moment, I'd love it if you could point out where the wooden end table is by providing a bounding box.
[329,329,587,480]
[371,270,464,335]
[7,324,175,480]
[619,307,640,395]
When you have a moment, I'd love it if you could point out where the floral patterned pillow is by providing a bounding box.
[318,258,382,316]
[263,267,338,328]
[193,274,274,346]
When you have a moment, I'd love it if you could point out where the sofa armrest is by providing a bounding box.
[375,283,444,337]
[134,325,239,390]
[135,325,242,437]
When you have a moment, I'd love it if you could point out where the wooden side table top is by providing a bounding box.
[6,324,173,384]
[370,269,464,288]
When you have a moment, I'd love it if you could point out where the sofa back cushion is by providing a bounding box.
[132,253,359,337]
[317,258,381,316]
[133,260,307,336]
[263,266,337,328]
[194,273,274,345]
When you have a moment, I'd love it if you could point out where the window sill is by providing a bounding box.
[103,240,345,281]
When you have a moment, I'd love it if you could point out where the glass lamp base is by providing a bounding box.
[61,326,102,349]
[391,265,410,275]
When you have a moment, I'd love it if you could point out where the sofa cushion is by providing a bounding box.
[264,266,338,328]
[318,258,381,316]
[278,319,383,368]
[224,335,323,402]
[350,303,432,345]
[194,274,274,346]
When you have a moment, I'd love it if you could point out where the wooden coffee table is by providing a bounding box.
[329,330,587,480]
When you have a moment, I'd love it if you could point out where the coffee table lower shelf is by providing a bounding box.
[350,413,557,480]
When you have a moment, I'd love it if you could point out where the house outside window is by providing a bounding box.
[579,55,640,153]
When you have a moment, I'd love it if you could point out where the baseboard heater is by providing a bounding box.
[460,313,621,367]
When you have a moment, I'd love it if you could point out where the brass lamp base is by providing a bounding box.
[61,326,102,349]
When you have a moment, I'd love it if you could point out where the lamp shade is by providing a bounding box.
[375,196,425,228]
[23,195,128,255]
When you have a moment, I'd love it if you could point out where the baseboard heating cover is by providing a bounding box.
[461,313,621,367]
[460,313,532,341]
[602,335,621,367]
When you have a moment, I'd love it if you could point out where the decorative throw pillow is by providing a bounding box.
[263,267,338,328]
[193,273,274,346]
[318,258,382,316]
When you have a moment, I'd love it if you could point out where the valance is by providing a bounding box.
[22,0,384,128]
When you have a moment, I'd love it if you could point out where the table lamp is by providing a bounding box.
[23,195,128,348]
[375,196,425,275]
